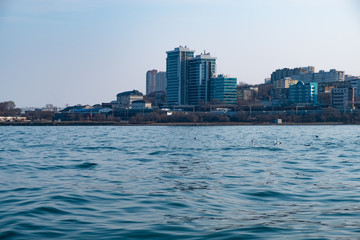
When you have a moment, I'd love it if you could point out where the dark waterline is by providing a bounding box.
[1,125,360,239]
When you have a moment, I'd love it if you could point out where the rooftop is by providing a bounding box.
[166,45,195,54]
[192,52,217,60]
[117,90,143,97]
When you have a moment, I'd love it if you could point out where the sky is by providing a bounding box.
[0,0,359,108]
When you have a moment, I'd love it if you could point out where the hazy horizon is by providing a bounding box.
[1,0,359,108]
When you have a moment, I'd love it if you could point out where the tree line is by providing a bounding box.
[0,101,21,116]
[129,108,360,124]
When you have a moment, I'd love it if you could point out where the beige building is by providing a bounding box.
[274,77,298,89]
[272,77,298,100]
[131,100,152,109]
[116,90,143,109]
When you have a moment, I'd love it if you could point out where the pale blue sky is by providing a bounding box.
[1,0,359,108]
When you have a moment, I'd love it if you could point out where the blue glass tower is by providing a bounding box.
[166,46,195,106]
[188,53,217,105]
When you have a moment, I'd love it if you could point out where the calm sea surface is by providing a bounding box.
[1,125,360,239]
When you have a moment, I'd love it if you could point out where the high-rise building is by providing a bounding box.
[209,74,237,105]
[146,70,167,95]
[166,46,195,106]
[155,71,167,93]
[188,53,217,105]
[146,70,157,95]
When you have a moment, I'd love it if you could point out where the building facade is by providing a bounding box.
[146,70,157,95]
[271,66,314,84]
[146,70,167,95]
[155,71,167,93]
[166,46,195,106]
[209,75,237,105]
[313,69,345,83]
[350,78,360,98]
[289,82,318,105]
[331,88,354,109]
[290,69,345,84]
[116,90,143,108]
[274,77,298,89]
[188,53,217,105]
[131,100,152,109]
[271,78,298,101]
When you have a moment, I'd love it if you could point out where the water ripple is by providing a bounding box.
[1,125,360,239]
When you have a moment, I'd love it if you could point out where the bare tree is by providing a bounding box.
[0,101,21,116]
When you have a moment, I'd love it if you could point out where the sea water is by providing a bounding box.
[1,125,360,239]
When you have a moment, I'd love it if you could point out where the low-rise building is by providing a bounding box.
[209,74,237,105]
[0,116,27,122]
[116,90,143,109]
[237,85,258,102]
[131,100,152,109]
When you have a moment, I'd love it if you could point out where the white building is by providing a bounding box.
[292,69,345,83]
[313,69,345,83]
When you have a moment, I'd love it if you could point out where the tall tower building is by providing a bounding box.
[166,46,195,106]
[146,69,157,95]
[155,71,167,93]
[146,70,167,95]
[188,53,217,105]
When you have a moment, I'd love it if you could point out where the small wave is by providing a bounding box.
[28,144,54,148]
[82,146,119,151]
[37,165,68,171]
[255,146,284,151]
[0,230,20,239]
[149,150,167,156]
[32,206,69,215]
[131,158,153,163]
[10,187,42,192]
[3,149,21,153]
[51,195,90,204]
[169,153,194,157]
[76,162,98,169]
[245,190,294,201]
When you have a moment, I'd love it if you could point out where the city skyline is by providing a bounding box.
[1,0,359,108]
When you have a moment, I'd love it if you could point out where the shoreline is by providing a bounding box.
[0,121,355,126]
